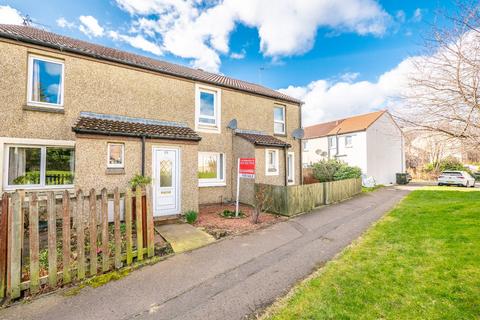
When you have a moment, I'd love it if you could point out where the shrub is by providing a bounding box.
[185,210,198,224]
[220,209,245,218]
[129,174,152,189]
[423,157,470,174]
[312,159,361,182]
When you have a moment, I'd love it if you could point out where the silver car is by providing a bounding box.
[438,171,476,187]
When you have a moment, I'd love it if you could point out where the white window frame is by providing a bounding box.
[3,143,75,191]
[328,136,337,149]
[198,152,226,187]
[345,136,353,148]
[303,140,309,152]
[287,152,295,185]
[195,84,221,133]
[273,105,286,135]
[27,54,65,109]
[265,149,279,176]
[107,143,125,168]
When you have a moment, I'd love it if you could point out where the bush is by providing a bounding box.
[129,174,152,189]
[312,159,362,182]
[185,210,198,224]
[424,157,470,174]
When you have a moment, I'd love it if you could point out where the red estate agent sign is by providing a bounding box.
[235,158,256,216]
[239,158,256,178]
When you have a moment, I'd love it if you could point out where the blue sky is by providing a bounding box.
[0,0,457,124]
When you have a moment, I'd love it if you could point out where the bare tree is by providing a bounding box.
[252,184,272,224]
[398,1,480,149]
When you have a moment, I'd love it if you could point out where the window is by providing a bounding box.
[265,149,279,176]
[303,140,309,151]
[27,55,64,108]
[198,152,225,186]
[328,136,337,149]
[107,143,125,168]
[287,152,295,185]
[195,85,221,133]
[345,136,353,147]
[6,145,74,188]
[274,105,286,134]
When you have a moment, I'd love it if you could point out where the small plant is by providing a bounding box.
[129,174,152,189]
[220,209,245,218]
[185,210,198,224]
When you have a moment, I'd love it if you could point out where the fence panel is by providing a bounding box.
[2,186,155,300]
[257,178,361,216]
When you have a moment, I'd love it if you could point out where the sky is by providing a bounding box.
[0,0,458,126]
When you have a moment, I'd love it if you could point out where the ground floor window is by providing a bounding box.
[287,152,295,184]
[5,145,75,188]
[198,152,225,186]
[265,149,279,176]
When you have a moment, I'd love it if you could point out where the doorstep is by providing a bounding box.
[155,223,216,253]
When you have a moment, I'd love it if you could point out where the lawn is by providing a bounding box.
[265,188,480,320]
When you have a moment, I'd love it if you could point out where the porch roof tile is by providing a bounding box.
[236,131,291,148]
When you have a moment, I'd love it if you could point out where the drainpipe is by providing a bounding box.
[141,135,146,176]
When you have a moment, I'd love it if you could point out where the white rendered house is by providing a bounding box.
[302,110,405,185]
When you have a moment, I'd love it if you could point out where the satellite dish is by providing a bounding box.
[292,128,305,140]
[315,149,322,155]
[227,119,238,130]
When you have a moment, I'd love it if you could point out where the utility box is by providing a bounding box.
[396,173,408,185]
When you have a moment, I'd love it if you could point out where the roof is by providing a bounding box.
[235,131,291,148]
[73,112,201,141]
[0,24,301,105]
[304,110,387,139]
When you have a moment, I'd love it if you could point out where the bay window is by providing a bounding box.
[27,55,64,108]
[198,152,225,186]
[5,145,74,188]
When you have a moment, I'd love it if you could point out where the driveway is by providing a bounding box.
[0,186,410,320]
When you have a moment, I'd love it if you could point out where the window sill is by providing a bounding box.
[274,133,287,137]
[199,181,226,187]
[265,172,279,176]
[106,168,125,175]
[23,105,65,114]
[3,185,74,192]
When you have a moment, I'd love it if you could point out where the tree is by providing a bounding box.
[252,184,272,224]
[398,1,480,150]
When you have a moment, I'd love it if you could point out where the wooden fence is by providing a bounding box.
[256,178,362,216]
[0,187,155,300]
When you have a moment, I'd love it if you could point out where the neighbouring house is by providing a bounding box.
[302,110,405,185]
[0,25,302,218]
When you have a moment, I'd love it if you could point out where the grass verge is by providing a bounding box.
[264,188,480,320]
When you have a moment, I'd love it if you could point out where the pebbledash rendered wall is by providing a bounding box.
[0,39,301,209]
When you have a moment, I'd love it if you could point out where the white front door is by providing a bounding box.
[153,147,180,216]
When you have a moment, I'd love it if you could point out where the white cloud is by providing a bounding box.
[339,72,360,82]
[56,17,75,28]
[109,31,162,55]
[412,8,422,22]
[396,10,406,24]
[114,0,391,72]
[230,49,246,60]
[279,58,415,126]
[0,5,24,25]
[79,15,104,37]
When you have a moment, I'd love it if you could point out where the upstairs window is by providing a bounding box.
[107,143,125,168]
[198,152,225,186]
[195,85,221,133]
[265,149,279,176]
[345,136,353,147]
[274,105,286,134]
[27,55,64,108]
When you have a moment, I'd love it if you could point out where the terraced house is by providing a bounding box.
[0,24,302,217]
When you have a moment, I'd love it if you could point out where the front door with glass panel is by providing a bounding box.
[153,148,180,216]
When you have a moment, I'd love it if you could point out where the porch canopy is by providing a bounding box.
[72,112,201,141]
[235,130,290,148]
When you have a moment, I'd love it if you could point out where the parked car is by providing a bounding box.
[437,171,476,187]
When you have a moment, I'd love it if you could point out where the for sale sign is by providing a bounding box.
[239,158,255,179]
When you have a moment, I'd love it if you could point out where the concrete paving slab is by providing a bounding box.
[155,223,215,253]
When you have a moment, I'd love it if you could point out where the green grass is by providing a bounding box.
[266,188,480,320]
[362,184,384,193]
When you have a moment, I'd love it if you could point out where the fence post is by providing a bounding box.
[89,189,97,276]
[7,191,23,299]
[101,188,109,273]
[29,192,40,294]
[62,191,71,284]
[47,191,57,288]
[76,190,86,281]
[113,188,122,269]
[135,188,143,261]
[125,188,133,265]
[146,186,154,258]
[0,193,8,299]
